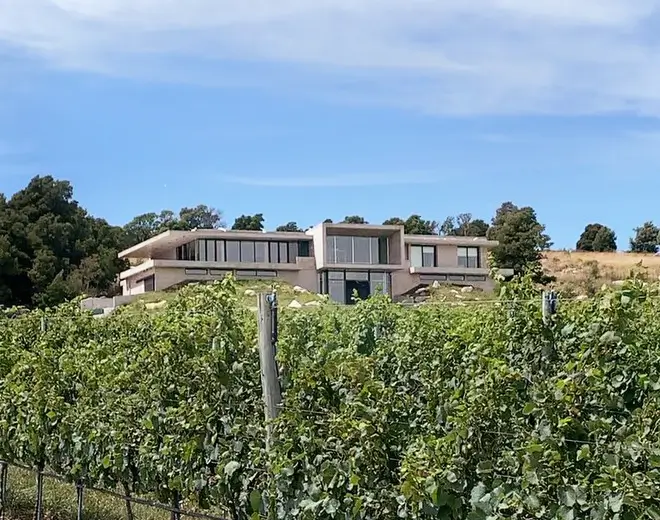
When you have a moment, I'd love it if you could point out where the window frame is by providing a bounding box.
[457,246,480,268]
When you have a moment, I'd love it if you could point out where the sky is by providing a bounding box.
[1,1,660,249]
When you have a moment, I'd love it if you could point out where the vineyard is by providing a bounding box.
[1,275,660,519]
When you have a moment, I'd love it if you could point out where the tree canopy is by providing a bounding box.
[276,222,303,232]
[440,213,489,237]
[0,176,127,307]
[577,223,617,252]
[487,202,551,276]
[630,221,659,253]
[232,213,265,231]
[342,215,368,224]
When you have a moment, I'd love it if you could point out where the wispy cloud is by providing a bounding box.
[2,1,660,115]
[220,173,439,188]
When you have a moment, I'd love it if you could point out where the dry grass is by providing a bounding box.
[543,250,660,296]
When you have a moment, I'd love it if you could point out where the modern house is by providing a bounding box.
[118,222,511,303]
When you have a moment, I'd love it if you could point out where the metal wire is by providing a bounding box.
[2,461,231,520]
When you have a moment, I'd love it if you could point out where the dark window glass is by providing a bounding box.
[288,242,299,263]
[299,241,310,257]
[270,242,279,263]
[226,241,240,262]
[353,237,371,264]
[144,276,155,292]
[206,240,216,262]
[216,241,225,262]
[241,241,255,262]
[255,242,268,262]
[279,243,288,263]
[378,237,388,264]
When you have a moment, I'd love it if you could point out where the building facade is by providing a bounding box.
[118,222,511,303]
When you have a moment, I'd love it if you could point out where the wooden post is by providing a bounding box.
[257,293,282,450]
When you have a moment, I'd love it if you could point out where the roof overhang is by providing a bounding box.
[404,235,499,248]
[322,222,403,237]
[118,229,312,259]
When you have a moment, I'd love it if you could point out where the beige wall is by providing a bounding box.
[392,270,496,296]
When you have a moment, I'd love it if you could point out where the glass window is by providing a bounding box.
[144,276,155,292]
[334,236,352,263]
[288,242,299,263]
[279,243,289,263]
[256,270,277,277]
[206,240,216,262]
[299,241,310,257]
[270,242,279,263]
[328,271,344,280]
[196,240,207,261]
[216,241,225,262]
[378,237,389,264]
[329,280,345,303]
[346,271,369,281]
[410,246,423,268]
[457,247,479,268]
[241,241,255,262]
[326,236,335,263]
[226,241,240,262]
[255,242,268,263]
[353,237,371,264]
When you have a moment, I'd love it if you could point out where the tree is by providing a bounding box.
[342,216,367,224]
[276,222,303,232]
[592,226,617,252]
[382,217,405,227]
[630,221,659,253]
[323,219,333,224]
[403,215,437,235]
[487,201,552,276]
[232,214,265,231]
[123,205,223,246]
[0,175,127,307]
[577,223,616,252]
[439,213,489,237]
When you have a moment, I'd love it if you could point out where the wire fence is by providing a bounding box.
[0,461,231,520]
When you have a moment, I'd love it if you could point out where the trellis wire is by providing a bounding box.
[0,461,230,520]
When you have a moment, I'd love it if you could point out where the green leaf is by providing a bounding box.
[559,487,576,507]
[523,403,536,415]
[223,460,240,478]
[249,490,262,513]
[609,494,624,513]
[577,445,591,461]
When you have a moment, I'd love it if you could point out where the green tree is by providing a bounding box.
[276,222,303,232]
[323,218,333,224]
[0,175,127,307]
[342,216,367,224]
[592,226,617,252]
[232,213,265,231]
[177,205,224,230]
[630,221,659,253]
[578,223,617,252]
[382,216,436,234]
[487,201,552,276]
[382,217,405,227]
[439,213,489,236]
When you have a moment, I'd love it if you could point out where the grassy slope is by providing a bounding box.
[543,250,660,296]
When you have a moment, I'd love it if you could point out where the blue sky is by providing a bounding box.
[1,1,660,249]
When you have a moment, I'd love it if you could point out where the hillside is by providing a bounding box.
[543,250,660,295]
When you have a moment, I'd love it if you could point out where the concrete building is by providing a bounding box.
[118,222,511,303]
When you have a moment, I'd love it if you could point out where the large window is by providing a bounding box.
[176,239,311,263]
[321,270,390,304]
[457,246,480,268]
[326,236,388,264]
[410,245,435,268]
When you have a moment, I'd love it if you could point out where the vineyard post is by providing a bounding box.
[257,292,282,450]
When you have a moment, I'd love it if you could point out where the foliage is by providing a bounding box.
[123,205,224,245]
[383,215,438,235]
[3,273,660,519]
[440,213,489,237]
[630,222,659,253]
[487,202,552,277]
[276,222,303,232]
[577,224,617,252]
[341,216,368,224]
[0,176,128,308]
[232,214,265,231]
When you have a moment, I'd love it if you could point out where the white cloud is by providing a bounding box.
[220,173,439,188]
[2,0,660,114]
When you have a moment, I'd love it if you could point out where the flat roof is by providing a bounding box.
[404,235,499,247]
[118,229,312,259]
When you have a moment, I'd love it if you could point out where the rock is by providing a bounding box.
[305,301,322,307]
[576,295,589,301]
[432,280,441,288]
[612,280,625,287]
[248,306,258,312]
[288,300,303,308]
[461,286,474,293]
[244,289,257,296]
[415,287,429,296]
[145,300,167,310]
[293,286,308,294]
[450,289,459,294]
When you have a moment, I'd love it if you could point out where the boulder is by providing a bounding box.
[432,280,441,288]
[305,301,322,307]
[576,295,589,301]
[244,289,257,296]
[293,286,308,294]
[612,280,625,287]
[461,286,474,293]
[145,300,167,310]
[288,300,303,309]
